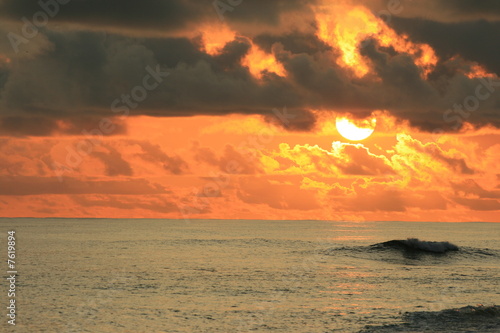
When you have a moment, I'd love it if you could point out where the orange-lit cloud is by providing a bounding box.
[314,3,437,78]
[1,114,498,222]
[1,1,500,223]
[242,43,286,79]
[200,24,237,56]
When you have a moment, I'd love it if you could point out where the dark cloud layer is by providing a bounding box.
[363,0,500,22]
[389,17,500,76]
[0,0,499,136]
[0,0,206,33]
[0,0,313,33]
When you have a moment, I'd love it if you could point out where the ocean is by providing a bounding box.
[0,218,498,332]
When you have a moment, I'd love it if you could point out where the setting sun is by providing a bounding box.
[336,116,377,141]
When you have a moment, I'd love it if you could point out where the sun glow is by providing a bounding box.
[336,116,376,141]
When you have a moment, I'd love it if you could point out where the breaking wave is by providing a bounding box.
[370,238,459,253]
[321,238,499,265]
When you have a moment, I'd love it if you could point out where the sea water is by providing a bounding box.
[0,218,498,332]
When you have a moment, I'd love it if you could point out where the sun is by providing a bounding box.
[336,116,376,141]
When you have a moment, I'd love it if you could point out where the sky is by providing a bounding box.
[0,0,499,222]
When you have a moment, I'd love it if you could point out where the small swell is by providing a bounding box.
[371,238,459,253]
[408,304,500,319]
[360,305,500,332]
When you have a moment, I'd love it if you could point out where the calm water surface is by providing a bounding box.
[0,218,498,332]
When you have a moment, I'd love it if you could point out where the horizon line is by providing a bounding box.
[0,217,497,223]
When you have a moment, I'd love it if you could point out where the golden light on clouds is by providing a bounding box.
[464,63,497,79]
[314,3,437,78]
[315,5,378,77]
[0,0,499,223]
[242,43,286,79]
[200,24,236,56]
[199,23,285,79]
[0,114,499,222]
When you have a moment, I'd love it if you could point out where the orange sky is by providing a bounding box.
[1,112,499,222]
[0,1,499,222]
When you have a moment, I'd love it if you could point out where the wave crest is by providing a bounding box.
[372,238,459,253]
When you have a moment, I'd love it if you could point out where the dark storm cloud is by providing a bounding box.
[0,0,315,33]
[216,0,316,25]
[0,0,205,32]
[361,41,437,101]
[424,0,500,21]
[0,116,59,136]
[362,0,500,22]
[389,17,500,76]
[0,28,314,134]
[448,0,500,14]
[265,108,318,131]
[253,32,331,56]
[0,1,499,136]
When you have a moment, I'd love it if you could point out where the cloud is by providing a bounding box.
[0,0,499,137]
[389,18,500,76]
[453,197,500,211]
[339,185,406,212]
[358,0,500,22]
[133,140,189,175]
[192,143,263,175]
[92,145,133,176]
[237,176,320,210]
[0,0,316,35]
[0,115,498,219]
[452,179,500,199]
[0,0,208,34]
[240,133,487,213]
[73,194,178,214]
[0,115,127,137]
[268,142,393,176]
[395,134,474,175]
[0,176,167,195]
[332,142,395,175]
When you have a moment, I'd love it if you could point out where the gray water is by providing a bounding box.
[0,218,499,332]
